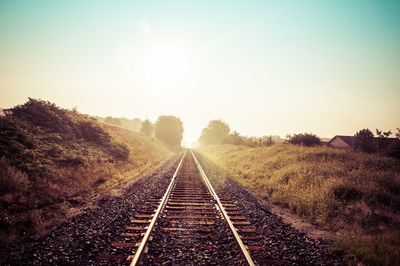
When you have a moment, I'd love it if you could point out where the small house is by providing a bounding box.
[328,135,355,148]
[328,135,398,149]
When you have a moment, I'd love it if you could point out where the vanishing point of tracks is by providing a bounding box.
[99,150,270,265]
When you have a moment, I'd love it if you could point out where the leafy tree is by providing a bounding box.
[199,120,230,145]
[285,133,321,147]
[376,129,392,151]
[154,116,183,148]
[141,119,153,136]
[385,128,400,159]
[354,129,375,153]
[396,128,400,139]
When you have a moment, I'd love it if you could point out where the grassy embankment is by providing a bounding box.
[0,99,170,245]
[197,144,400,266]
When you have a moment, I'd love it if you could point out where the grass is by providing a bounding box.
[0,99,171,245]
[333,232,400,266]
[196,144,400,265]
[96,131,171,192]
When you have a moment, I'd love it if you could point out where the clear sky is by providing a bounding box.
[1,0,399,145]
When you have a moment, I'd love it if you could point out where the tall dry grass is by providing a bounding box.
[197,144,400,265]
[0,130,170,245]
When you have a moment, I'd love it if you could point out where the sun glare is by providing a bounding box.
[144,46,187,89]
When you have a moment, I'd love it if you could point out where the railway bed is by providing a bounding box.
[99,150,277,265]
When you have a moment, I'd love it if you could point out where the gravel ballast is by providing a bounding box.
[0,155,181,265]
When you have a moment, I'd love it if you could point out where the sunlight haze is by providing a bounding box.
[1,0,399,145]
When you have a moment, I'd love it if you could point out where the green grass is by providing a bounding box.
[197,144,400,265]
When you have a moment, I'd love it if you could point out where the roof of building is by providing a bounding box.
[328,135,355,147]
[328,135,398,147]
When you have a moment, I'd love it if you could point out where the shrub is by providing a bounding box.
[364,191,392,208]
[385,140,400,159]
[78,120,111,145]
[0,158,30,195]
[285,133,321,147]
[107,142,130,161]
[333,185,363,201]
[354,129,376,153]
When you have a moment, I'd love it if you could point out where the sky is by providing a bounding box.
[1,0,399,146]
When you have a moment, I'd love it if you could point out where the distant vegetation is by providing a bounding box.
[285,133,321,147]
[199,120,400,162]
[199,120,230,145]
[97,116,143,132]
[197,144,400,265]
[0,99,169,244]
[354,128,400,159]
[154,115,183,149]
[141,119,154,136]
[198,120,281,147]
[98,115,185,150]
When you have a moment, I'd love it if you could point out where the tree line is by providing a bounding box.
[352,128,400,158]
[198,120,282,147]
[197,120,400,159]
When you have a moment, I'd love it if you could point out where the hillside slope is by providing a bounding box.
[0,99,170,244]
[197,144,400,265]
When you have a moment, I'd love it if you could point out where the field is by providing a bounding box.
[0,100,170,245]
[197,144,400,266]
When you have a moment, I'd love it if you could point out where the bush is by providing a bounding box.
[333,185,363,201]
[78,120,110,145]
[385,140,400,159]
[354,129,376,153]
[0,158,30,195]
[107,142,130,161]
[285,133,321,147]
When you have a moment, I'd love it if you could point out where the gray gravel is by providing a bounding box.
[0,155,181,266]
[142,152,247,266]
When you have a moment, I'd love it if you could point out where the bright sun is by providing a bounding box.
[144,46,187,89]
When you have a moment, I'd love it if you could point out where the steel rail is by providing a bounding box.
[190,150,256,266]
[130,150,187,266]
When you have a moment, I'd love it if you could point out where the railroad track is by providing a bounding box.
[99,150,268,265]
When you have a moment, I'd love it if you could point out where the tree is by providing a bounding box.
[199,120,230,145]
[154,116,183,148]
[140,119,153,136]
[354,128,375,153]
[376,129,392,151]
[285,133,321,147]
[222,131,245,145]
[385,128,400,159]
